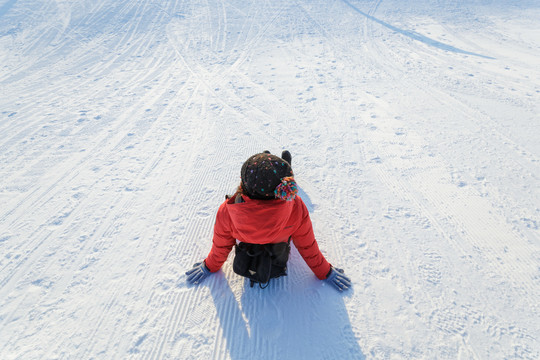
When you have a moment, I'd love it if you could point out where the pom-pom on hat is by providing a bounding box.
[241,153,295,200]
[274,176,298,201]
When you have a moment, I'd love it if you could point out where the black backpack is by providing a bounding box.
[232,239,291,288]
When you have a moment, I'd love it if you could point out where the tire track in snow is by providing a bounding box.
[126,143,211,358]
[141,3,313,358]
[0,47,180,222]
[352,0,538,293]
[292,0,375,267]
[6,0,264,358]
[0,0,174,147]
[0,0,122,84]
[2,142,165,345]
[380,195,504,358]
[0,0,17,19]
[297,1,537,355]
[73,73,208,355]
[102,71,228,357]
[165,1,296,148]
[376,100,537,299]
[353,0,538,204]
[75,287,122,359]
[384,85,539,295]
[0,66,167,186]
[87,109,208,358]
[147,291,185,360]
[361,102,539,355]
[0,2,63,81]
[408,165,539,297]
[0,63,188,313]
[15,70,204,358]
[368,158,484,357]
[165,4,370,353]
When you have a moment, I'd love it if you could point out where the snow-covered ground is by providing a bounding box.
[1,0,539,358]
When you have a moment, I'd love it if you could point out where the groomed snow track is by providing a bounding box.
[0,0,539,359]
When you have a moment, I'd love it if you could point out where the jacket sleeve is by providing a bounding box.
[291,199,332,280]
[204,201,236,272]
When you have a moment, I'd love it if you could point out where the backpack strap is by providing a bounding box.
[258,246,274,288]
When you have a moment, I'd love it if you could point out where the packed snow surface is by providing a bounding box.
[1,0,539,359]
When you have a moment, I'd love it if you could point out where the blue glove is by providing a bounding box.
[326,267,352,291]
[186,261,211,284]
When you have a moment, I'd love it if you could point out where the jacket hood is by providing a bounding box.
[226,196,293,243]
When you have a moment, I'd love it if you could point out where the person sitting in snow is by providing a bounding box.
[186,151,351,291]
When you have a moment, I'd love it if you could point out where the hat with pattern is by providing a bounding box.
[241,153,295,200]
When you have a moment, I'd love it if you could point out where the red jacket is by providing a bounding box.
[205,195,332,280]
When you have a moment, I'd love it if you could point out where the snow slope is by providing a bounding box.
[1,0,539,358]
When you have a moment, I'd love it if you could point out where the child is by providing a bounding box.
[186,151,351,291]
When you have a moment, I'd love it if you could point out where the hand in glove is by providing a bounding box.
[186,261,211,284]
[326,267,352,291]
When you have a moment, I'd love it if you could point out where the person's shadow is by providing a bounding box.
[208,245,365,360]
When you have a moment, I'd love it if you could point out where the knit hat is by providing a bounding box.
[241,153,297,200]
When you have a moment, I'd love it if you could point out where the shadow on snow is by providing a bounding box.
[207,248,365,360]
[0,0,17,19]
[341,0,495,60]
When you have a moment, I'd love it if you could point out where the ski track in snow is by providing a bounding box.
[0,0,539,359]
